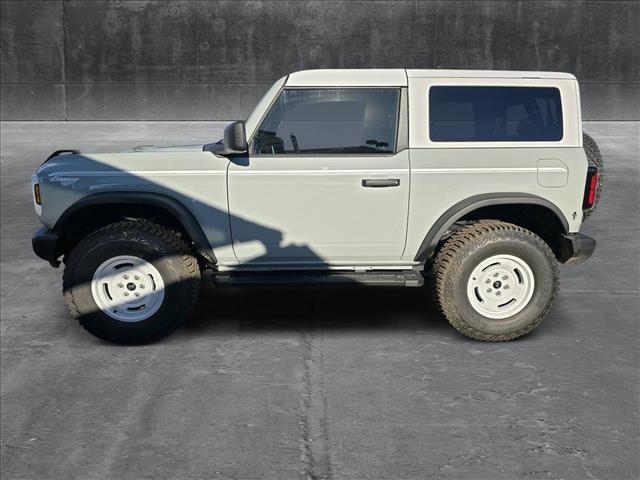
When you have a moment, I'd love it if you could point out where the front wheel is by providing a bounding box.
[433,221,559,341]
[63,220,201,344]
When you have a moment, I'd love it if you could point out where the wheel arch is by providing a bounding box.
[414,193,570,262]
[54,192,217,264]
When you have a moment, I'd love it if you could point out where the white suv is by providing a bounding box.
[31,69,602,343]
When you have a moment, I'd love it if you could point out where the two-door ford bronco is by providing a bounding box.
[32,69,602,344]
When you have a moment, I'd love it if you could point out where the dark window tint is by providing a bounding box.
[429,86,563,142]
[254,89,399,154]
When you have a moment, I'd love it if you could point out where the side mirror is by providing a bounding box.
[224,121,247,153]
[203,120,247,155]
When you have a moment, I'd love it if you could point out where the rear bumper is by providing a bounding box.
[32,227,61,267]
[558,233,596,265]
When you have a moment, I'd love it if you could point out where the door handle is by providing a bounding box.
[361,178,400,188]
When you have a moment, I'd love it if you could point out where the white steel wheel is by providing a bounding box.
[466,254,535,320]
[91,255,165,322]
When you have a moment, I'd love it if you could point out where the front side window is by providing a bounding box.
[253,88,400,154]
[429,86,563,142]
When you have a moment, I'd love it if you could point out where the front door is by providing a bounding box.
[227,87,409,266]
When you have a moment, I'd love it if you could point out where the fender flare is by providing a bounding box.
[54,192,217,264]
[413,193,570,262]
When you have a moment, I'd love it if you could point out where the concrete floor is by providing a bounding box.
[1,121,638,480]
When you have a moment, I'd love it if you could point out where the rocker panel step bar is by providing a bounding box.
[212,270,424,288]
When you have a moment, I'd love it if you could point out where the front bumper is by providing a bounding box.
[32,227,61,267]
[558,233,596,265]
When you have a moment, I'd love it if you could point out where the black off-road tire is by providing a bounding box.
[63,220,201,344]
[433,221,559,341]
[583,132,604,220]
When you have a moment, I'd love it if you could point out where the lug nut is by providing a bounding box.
[493,273,499,277]
[502,276,508,280]
[123,275,129,280]
[117,283,124,288]
[124,292,130,297]
[485,279,491,284]
[139,284,145,289]
[496,291,501,296]
[134,275,139,280]
[504,285,510,290]
[487,288,492,293]
[134,292,140,297]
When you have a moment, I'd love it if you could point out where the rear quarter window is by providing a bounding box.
[429,86,563,142]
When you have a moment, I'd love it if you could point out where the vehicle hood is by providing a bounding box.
[126,143,210,153]
[36,144,229,179]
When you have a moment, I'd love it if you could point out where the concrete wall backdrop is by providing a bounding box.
[1,0,639,121]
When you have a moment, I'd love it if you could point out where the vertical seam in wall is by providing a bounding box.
[61,0,69,120]
[194,1,199,84]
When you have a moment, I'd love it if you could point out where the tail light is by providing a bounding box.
[582,165,599,210]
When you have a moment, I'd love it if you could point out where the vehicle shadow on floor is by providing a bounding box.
[181,273,452,336]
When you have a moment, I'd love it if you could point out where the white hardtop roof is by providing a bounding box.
[285,69,576,87]
[406,69,576,80]
[287,69,407,86]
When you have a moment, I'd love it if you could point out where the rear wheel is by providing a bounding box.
[63,220,201,344]
[433,221,559,341]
